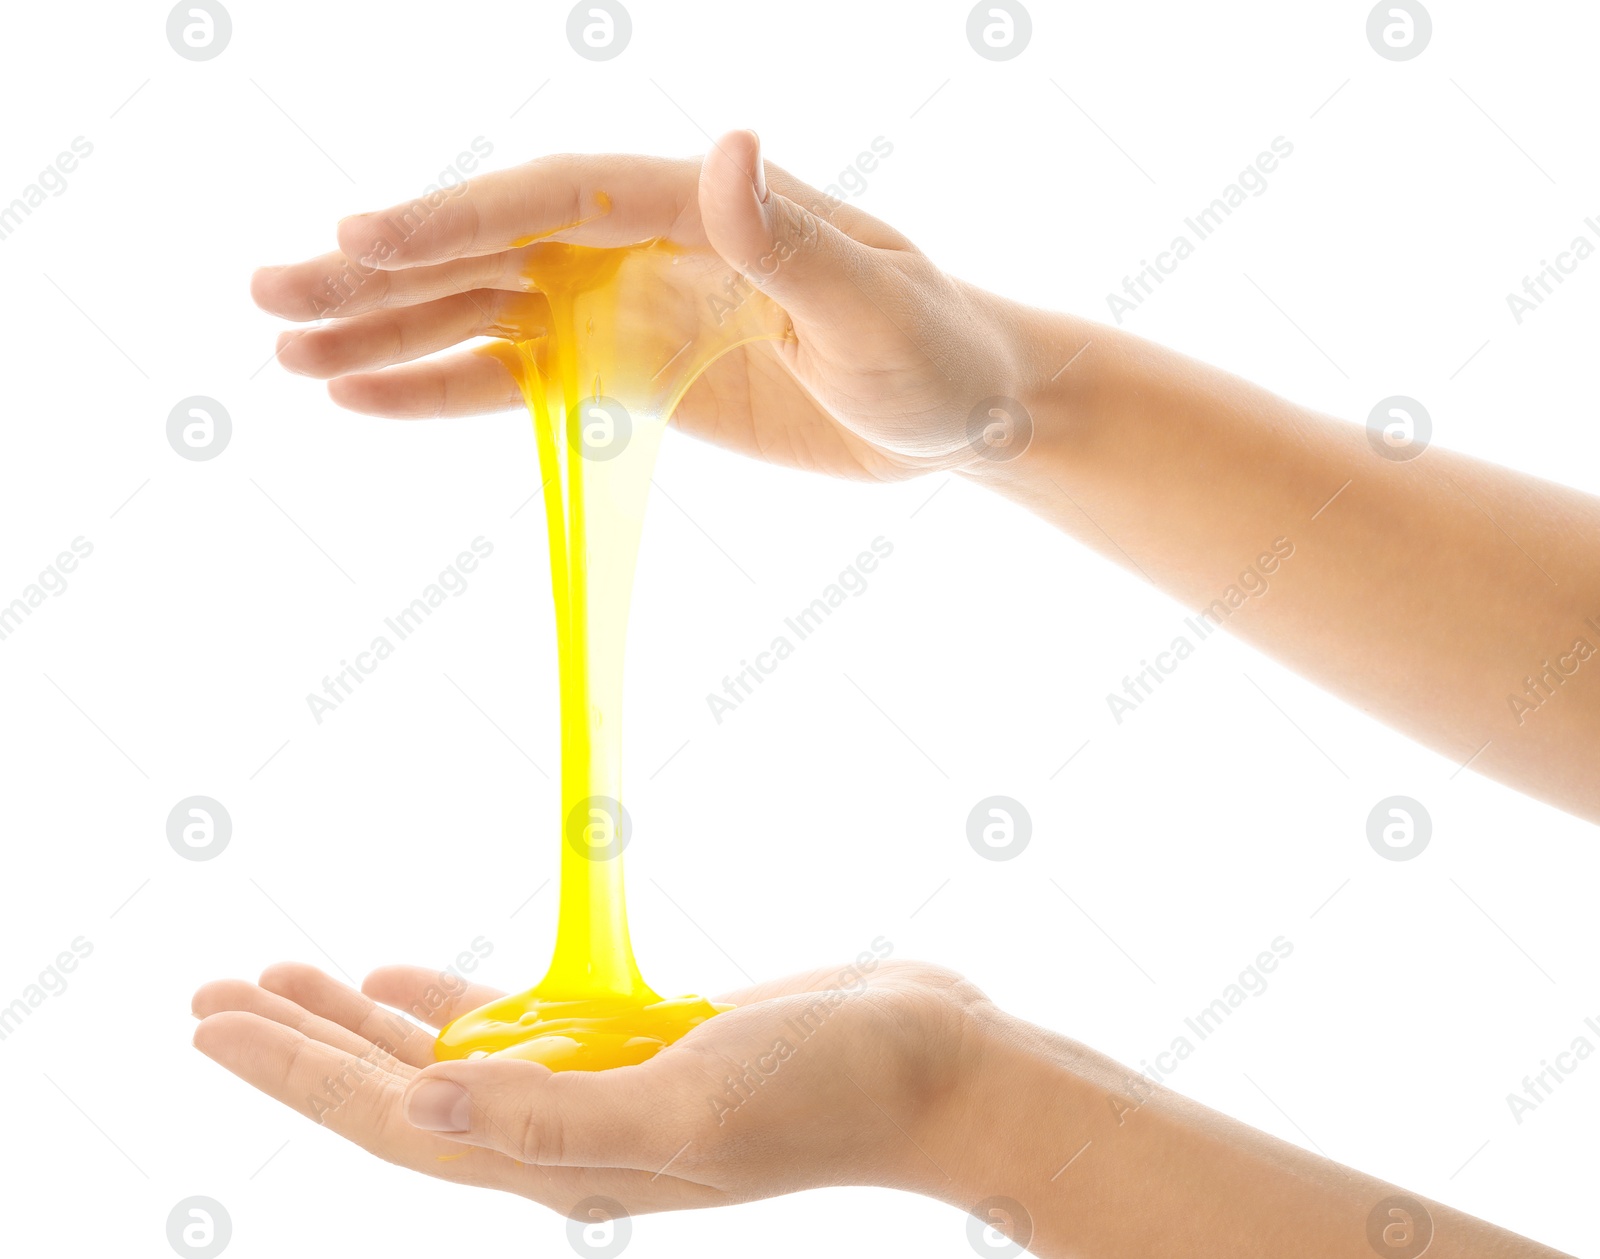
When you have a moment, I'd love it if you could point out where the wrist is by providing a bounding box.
[909,1000,1101,1213]
[955,298,1109,488]
[910,1001,1468,1259]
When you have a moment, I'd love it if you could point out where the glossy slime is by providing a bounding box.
[435,232,791,1070]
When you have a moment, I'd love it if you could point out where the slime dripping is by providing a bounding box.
[434,231,792,1070]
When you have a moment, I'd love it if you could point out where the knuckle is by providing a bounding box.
[511,1097,564,1166]
[380,312,410,367]
[458,200,483,260]
[369,265,392,303]
[278,328,340,377]
[258,960,309,996]
[366,1009,423,1063]
[279,1037,317,1117]
[362,1083,412,1155]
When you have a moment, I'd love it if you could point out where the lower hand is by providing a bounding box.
[191,956,984,1213]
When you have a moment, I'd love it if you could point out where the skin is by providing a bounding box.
[207,131,1597,1254]
[192,960,1564,1257]
[252,131,1600,822]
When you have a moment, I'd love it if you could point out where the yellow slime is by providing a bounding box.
[434,234,791,1071]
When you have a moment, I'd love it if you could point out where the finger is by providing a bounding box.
[192,1010,543,1194]
[257,963,439,1070]
[326,347,525,419]
[699,130,884,333]
[711,965,852,1007]
[192,978,413,1072]
[252,248,544,323]
[261,155,905,320]
[710,954,914,1006]
[763,163,915,253]
[363,965,507,1030]
[275,290,546,379]
[400,1056,700,1173]
[336,155,702,271]
[193,1009,410,1136]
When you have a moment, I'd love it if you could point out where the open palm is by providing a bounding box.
[192,958,978,1217]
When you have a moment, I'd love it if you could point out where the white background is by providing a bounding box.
[1,0,1596,1255]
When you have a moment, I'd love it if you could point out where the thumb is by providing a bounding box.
[699,129,871,331]
[401,1056,691,1171]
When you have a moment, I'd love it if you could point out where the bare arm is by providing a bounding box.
[925,1000,1567,1259]
[254,135,1600,821]
[192,960,1570,1257]
[976,313,1600,821]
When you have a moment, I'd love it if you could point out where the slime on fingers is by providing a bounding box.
[434,228,793,1071]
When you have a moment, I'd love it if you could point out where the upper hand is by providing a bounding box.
[249,133,1036,481]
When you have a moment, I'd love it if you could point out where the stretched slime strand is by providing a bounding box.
[435,238,792,1070]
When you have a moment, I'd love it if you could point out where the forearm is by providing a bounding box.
[971,305,1600,821]
[919,1004,1565,1258]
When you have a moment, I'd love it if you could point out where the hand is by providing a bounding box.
[191,958,986,1215]
[191,960,1563,1257]
[250,133,1048,481]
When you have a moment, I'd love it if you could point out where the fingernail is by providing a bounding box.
[407,1081,472,1132]
[747,131,768,204]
